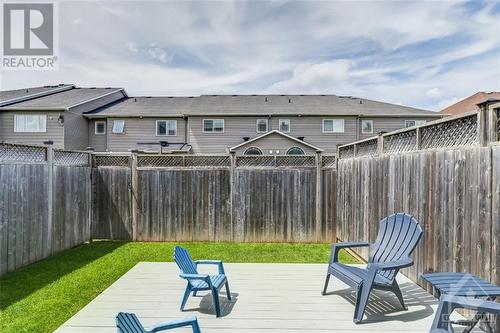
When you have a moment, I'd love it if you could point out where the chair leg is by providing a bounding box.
[192,319,202,333]
[392,280,407,310]
[193,291,197,297]
[353,281,373,324]
[212,288,221,317]
[322,274,330,295]
[225,281,232,300]
[180,286,191,312]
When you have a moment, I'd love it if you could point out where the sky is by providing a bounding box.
[1,0,499,111]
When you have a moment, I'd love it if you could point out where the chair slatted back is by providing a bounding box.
[174,246,198,274]
[116,312,146,333]
[368,213,422,282]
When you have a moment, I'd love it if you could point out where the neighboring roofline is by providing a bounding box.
[0,84,75,107]
[66,88,127,109]
[83,112,442,118]
[229,130,323,152]
[84,113,185,119]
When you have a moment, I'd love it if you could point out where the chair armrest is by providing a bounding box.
[369,258,414,271]
[330,242,370,263]
[180,273,210,284]
[195,260,225,274]
[149,316,201,333]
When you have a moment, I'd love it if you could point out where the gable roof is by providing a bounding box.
[0,84,74,107]
[85,94,441,118]
[441,92,500,115]
[0,87,126,111]
[229,130,323,152]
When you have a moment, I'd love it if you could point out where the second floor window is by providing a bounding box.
[279,119,290,133]
[112,120,125,134]
[361,120,373,134]
[256,119,268,133]
[95,121,106,135]
[405,120,426,128]
[14,114,47,132]
[203,119,224,133]
[322,119,344,133]
[156,120,177,136]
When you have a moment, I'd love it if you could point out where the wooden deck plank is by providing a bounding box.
[55,263,473,333]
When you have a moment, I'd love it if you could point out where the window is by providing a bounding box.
[156,120,177,136]
[14,114,47,132]
[95,121,106,135]
[322,119,344,133]
[405,120,426,128]
[287,147,305,155]
[244,147,263,155]
[279,119,290,133]
[256,119,268,133]
[203,119,224,133]
[112,120,125,134]
[361,120,373,134]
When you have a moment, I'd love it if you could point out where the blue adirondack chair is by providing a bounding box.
[322,212,423,323]
[116,312,201,333]
[430,295,500,333]
[173,246,231,318]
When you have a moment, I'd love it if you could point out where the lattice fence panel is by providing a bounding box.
[0,143,46,162]
[338,145,355,159]
[138,155,184,168]
[276,155,316,167]
[356,139,378,157]
[236,155,276,168]
[54,150,89,166]
[420,115,478,149]
[383,129,417,154]
[94,155,130,168]
[496,109,500,141]
[322,155,337,169]
[184,155,231,167]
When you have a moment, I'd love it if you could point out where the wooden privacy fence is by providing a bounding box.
[91,153,337,243]
[0,143,92,276]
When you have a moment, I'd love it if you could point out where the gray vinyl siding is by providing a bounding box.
[105,117,186,152]
[88,119,107,151]
[63,112,89,150]
[358,116,438,139]
[232,132,317,155]
[270,116,358,153]
[0,111,65,148]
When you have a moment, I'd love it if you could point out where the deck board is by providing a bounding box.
[55,263,472,332]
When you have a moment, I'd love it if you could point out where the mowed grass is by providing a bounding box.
[0,241,358,333]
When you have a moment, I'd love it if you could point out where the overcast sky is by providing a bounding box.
[1,0,499,111]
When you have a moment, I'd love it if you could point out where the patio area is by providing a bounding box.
[56,262,448,333]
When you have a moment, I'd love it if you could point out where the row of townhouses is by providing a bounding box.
[0,84,442,154]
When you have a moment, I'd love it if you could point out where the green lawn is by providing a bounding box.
[0,241,358,333]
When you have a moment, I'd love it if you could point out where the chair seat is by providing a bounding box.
[329,263,392,287]
[192,274,227,290]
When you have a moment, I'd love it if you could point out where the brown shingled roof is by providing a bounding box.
[441,92,500,115]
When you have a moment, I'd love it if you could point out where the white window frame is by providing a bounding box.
[112,119,125,134]
[95,121,106,135]
[405,119,426,128]
[322,119,344,133]
[202,119,225,133]
[361,120,373,134]
[279,119,291,133]
[156,120,177,136]
[256,119,268,133]
[14,114,47,133]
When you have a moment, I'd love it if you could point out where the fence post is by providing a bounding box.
[229,152,236,241]
[477,107,488,147]
[377,132,385,155]
[130,152,138,241]
[315,151,323,241]
[46,146,54,256]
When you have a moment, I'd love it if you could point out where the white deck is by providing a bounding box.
[56,262,455,332]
